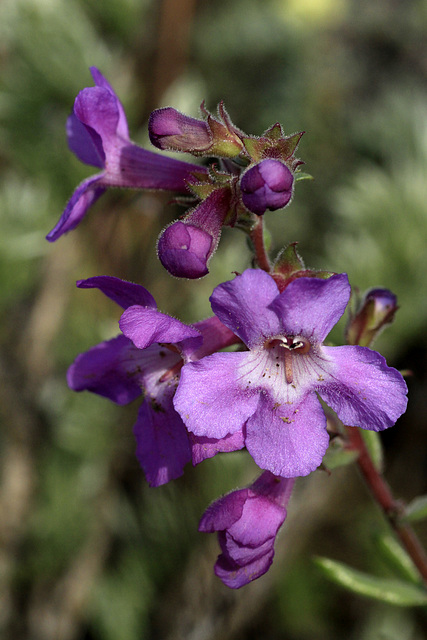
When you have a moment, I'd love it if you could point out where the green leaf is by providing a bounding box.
[373,532,422,585]
[294,172,314,181]
[404,496,427,523]
[314,557,427,606]
[360,429,384,472]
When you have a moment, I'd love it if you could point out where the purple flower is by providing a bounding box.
[174,269,408,478]
[47,68,205,242]
[149,107,212,153]
[157,187,232,278]
[67,276,238,486]
[347,287,399,347]
[199,471,294,588]
[240,159,294,215]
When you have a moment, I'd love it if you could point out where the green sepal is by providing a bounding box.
[322,439,359,471]
[263,122,284,140]
[242,137,263,162]
[360,429,384,472]
[273,242,305,276]
[404,495,427,523]
[373,532,422,585]
[314,557,427,606]
[294,172,314,182]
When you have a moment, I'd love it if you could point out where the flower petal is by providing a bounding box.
[46,174,105,241]
[76,276,157,310]
[269,273,351,343]
[67,112,105,168]
[198,490,248,533]
[74,86,122,148]
[214,548,274,589]
[210,269,281,347]
[133,396,192,487]
[90,66,129,139]
[317,345,408,430]
[67,335,143,405]
[174,352,259,439]
[157,221,212,279]
[245,392,330,477]
[190,430,245,465]
[227,495,287,547]
[219,531,275,565]
[104,143,205,192]
[119,306,202,353]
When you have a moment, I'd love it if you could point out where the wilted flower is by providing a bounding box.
[174,269,408,477]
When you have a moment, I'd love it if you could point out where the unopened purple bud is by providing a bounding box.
[157,221,212,279]
[240,159,294,215]
[346,288,398,347]
[149,107,212,153]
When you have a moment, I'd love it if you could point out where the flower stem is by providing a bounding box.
[346,425,427,584]
[250,216,271,272]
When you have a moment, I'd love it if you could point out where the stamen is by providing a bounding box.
[283,349,293,384]
[159,360,183,383]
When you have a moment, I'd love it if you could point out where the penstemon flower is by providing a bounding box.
[67,276,239,486]
[174,269,408,478]
[47,68,205,241]
[199,472,294,588]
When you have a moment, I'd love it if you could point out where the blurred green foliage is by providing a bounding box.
[1,0,427,638]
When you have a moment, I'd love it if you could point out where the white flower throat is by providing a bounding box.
[265,335,311,384]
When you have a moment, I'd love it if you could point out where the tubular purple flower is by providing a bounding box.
[47,67,206,242]
[67,276,239,486]
[347,288,399,347]
[157,186,232,278]
[149,107,212,153]
[174,269,408,478]
[240,159,294,215]
[199,472,294,588]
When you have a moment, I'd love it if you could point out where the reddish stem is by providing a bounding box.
[250,216,271,273]
[346,426,427,584]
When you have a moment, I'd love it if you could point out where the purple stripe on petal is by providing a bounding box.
[76,276,157,310]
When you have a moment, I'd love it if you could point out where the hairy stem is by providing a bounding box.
[250,216,271,272]
[347,426,427,584]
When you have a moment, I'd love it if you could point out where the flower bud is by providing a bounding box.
[199,471,294,588]
[157,221,213,279]
[346,288,398,347]
[240,159,294,215]
[149,107,212,153]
